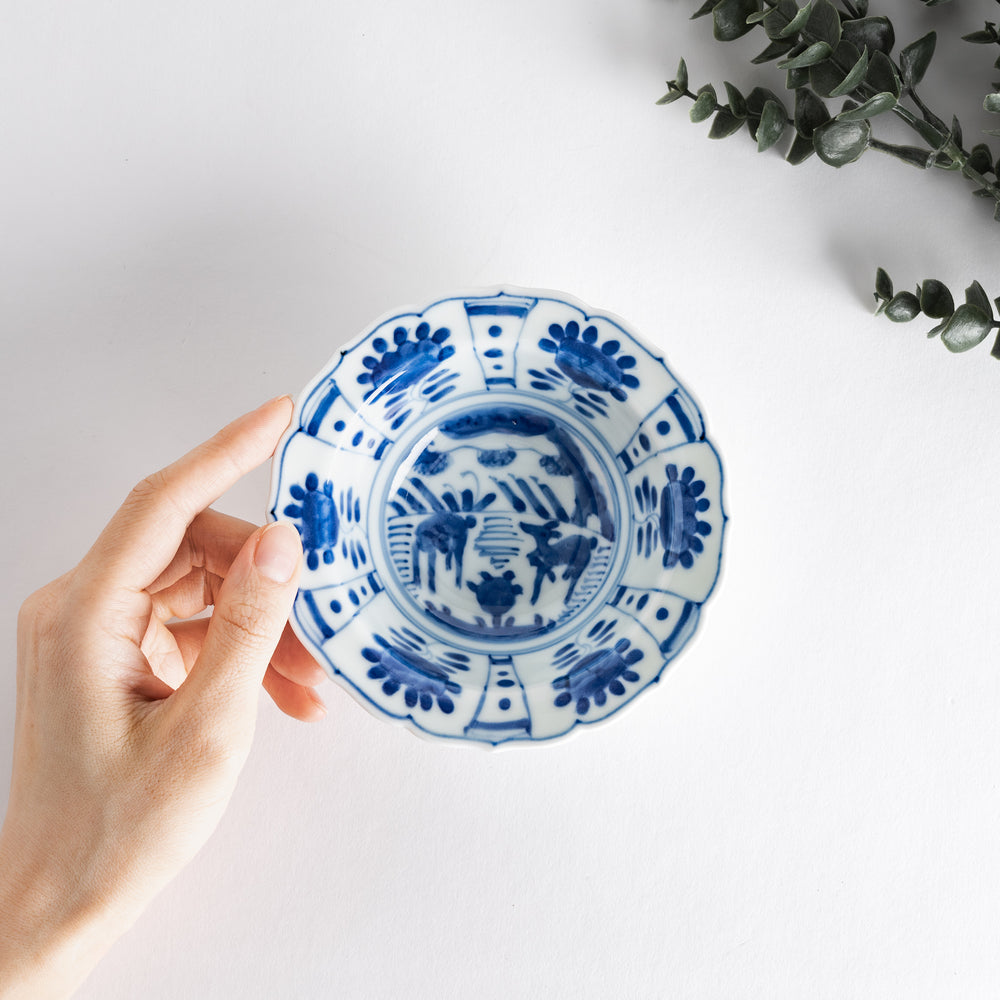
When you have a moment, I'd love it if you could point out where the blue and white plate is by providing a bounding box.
[267,288,726,745]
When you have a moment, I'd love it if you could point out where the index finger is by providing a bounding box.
[78,395,294,594]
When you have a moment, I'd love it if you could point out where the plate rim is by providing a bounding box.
[266,284,728,748]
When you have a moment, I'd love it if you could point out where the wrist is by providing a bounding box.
[0,823,135,1000]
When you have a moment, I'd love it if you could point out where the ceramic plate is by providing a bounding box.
[267,287,726,745]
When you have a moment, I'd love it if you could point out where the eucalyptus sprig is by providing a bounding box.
[660,0,1000,363]
[659,0,1000,207]
[873,268,1000,357]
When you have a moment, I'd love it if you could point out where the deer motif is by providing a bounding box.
[520,520,597,606]
[412,511,476,593]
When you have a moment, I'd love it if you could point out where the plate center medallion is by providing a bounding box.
[380,402,619,643]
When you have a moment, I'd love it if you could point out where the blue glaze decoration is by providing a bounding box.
[362,630,465,714]
[659,465,712,570]
[284,473,338,571]
[268,287,726,745]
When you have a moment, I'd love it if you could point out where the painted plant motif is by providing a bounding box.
[355,322,458,429]
[528,320,640,419]
[284,473,337,570]
[660,464,712,569]
[467,570,523,628]
[283,472,367,571]
[361,628,470,714]
[634,463,713,570]
[551,619,644,715]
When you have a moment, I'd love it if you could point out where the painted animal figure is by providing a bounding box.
[520,520,597,606]
[412,511,476,592]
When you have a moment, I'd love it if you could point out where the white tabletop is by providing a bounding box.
[3,1,999,996]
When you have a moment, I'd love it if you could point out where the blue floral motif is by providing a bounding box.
[552,630,644,715]
[355,322,457,428]
[529,320,640,419]
[284,473,338,571]
[362,630,467,713]
[660,464,712,570]
[467,570,523,627]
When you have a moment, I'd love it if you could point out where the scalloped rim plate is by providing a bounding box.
[267,287,726,745]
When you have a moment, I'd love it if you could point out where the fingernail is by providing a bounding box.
[259,394,293,412]
[254,523,301,583]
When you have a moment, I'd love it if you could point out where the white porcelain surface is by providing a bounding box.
[268,288,725,743]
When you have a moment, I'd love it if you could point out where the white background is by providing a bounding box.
[3,1,1000,996]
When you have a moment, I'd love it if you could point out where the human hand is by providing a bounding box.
[0,395,324,999]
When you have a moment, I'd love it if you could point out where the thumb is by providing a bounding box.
[175,521,302,733]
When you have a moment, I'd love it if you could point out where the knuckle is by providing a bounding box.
[125,469,189,526]
[130,469,169,502]
[17,579,62,636]
[215,599,274,646]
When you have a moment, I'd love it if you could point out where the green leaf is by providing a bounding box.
[836,91,896,121]
[991,329,1000,360]
[874,267,894,301]
[763,0,798,40]
[757,100,788,150]
[950,116,963,148]
[830,46,869,97]
[885,291,920,322]
[752,38,797,64]
[809,40,861,97]
[969,143,994,173]
[794,87,830,138]
[965,280,994,319]
[724,81,748,118]
[813,118,871,166]
[853,0,869,15]
[709,109,745,138]
[713,0,760,40]
[656,88,685,105]
[746,87,787,119]
[786,132,815,164]
[676,59,689,92]
[691,0,717,19]
[900,31,936,89]
[875,143,938,169]
[919,279,955,318]
[804,0,841,48]
[842,16,894,56]
[984,93,1000,113]
[690,86,718,123]
[910,117,947,148]
[865,49,901,98]
[941,304,993,352]
[779,0,812,37]
[778,40,833,69]
[786,66,810,88]
[964,26,999,44]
